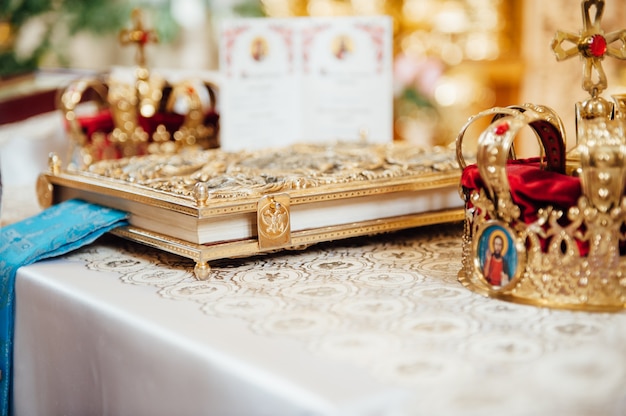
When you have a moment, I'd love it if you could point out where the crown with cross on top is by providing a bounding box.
[455,0,626,312]
[57,8,220,167]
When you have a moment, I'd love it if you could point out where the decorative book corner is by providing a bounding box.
[37,141,463,279]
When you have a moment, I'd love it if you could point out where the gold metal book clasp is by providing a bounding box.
[257,194,291,250]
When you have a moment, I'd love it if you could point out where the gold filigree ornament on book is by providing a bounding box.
[57,9,220,169]
[456,0,626,311]
[38,141,464,279]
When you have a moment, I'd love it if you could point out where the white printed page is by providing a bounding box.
[219,19,301,151]
[300,16,393,143]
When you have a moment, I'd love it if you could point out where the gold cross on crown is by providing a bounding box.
[119,8,159,69]
[551,0,626,97]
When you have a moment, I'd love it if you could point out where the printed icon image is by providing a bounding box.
[476,223,518,288]
[332,35,353,60]
[250,36,268,61]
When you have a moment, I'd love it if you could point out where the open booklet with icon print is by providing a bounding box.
[218,16,393,152]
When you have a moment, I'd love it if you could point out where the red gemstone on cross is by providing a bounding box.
[588,34,607,57]
[140,32,149,45]
[495,122,509,135]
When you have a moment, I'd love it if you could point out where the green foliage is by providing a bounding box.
[233,1,266,17]
[400,87,434,109]
[150,6,179,43]
[1,0,181,77]
[58,0,133,36]
[0,51,38,76]
[1,0,260,77]
[1,0,53,27]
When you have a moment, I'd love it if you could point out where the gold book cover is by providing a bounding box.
[37,141,463,278]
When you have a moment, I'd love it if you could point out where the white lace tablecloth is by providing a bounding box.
[12,224,626,416]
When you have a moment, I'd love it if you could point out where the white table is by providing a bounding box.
[12,225,626,416]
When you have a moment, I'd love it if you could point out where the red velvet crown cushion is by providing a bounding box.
[69,108,220,160]
[461,158,582,224]
[461,158,626,256]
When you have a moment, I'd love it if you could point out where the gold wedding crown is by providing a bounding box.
[57,9,220,168]
[456,0,626,311]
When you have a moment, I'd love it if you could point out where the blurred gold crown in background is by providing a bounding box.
[57,9,220,169]
[456,0,626,311]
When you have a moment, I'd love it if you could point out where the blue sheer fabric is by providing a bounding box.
[0,199,128,416]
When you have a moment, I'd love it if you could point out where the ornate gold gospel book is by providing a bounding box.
[37,141,463,278]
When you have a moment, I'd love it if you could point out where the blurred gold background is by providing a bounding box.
[259,0,523,146]
[3,0,626,151]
